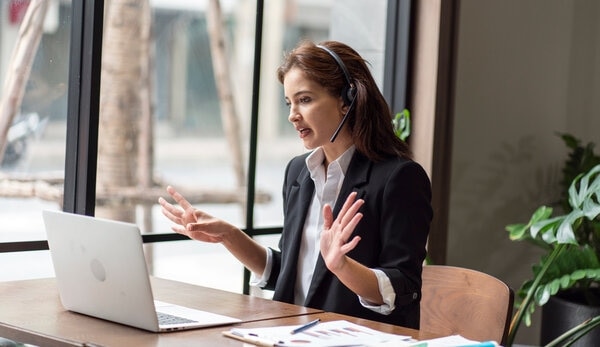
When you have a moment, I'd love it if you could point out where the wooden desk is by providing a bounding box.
[0,278,436,346]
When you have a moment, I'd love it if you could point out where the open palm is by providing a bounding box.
[320,192,364,272]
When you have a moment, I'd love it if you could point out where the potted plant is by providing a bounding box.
[505,134,600,346]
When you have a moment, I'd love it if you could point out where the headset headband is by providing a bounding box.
[316,44,356,106]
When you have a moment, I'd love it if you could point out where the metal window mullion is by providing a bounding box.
[242,0,265,295]
[63,0,104,216]
[383,0,413,113]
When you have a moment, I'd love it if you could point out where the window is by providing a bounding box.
[0,0,405,295]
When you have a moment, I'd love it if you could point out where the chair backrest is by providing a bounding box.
[420,265,514,345]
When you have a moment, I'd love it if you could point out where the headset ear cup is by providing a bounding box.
[347,85,357,105]
[341,84,356,106]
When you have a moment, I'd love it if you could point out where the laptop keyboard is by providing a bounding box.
[157,311,197,325]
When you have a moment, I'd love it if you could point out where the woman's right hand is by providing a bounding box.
[158,186,236,243]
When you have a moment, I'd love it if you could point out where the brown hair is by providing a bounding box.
[277,40,412,161]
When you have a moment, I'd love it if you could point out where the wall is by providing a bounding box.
[450,0,600,344]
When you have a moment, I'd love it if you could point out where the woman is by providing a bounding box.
[158,40,432,328]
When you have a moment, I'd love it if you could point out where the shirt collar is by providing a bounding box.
[305,145,356,176]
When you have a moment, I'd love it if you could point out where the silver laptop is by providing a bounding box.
[42,210,241,332]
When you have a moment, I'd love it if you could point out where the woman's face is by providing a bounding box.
[283,67,347,151]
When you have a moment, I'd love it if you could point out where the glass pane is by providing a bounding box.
[94,0,258,293]
[0,1,71,280]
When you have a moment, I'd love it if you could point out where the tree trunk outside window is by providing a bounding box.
[96,0,152,222]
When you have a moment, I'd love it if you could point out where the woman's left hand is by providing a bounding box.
[320,192,364,272]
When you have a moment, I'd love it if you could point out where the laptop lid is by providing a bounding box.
[42,210,240,332]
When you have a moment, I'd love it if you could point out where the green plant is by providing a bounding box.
[558,134,600,256]
[393,109,410,141]
[505,134,600,346]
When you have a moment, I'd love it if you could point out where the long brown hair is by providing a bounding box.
[277,40,412,161]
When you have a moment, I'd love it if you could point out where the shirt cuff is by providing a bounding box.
[249,246,272,287]
[358,269,396,315]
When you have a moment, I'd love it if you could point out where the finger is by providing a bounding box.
[341,236,361,253]
[322,204,334,230]
[160,206,183,225]
[158,197,183,220]
[339,212,363,241]
[158,196,178,213]
[337,192,358,218]
[337,198,364,229]
[167,185,194,212]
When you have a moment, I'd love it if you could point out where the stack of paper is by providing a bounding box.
[223,320,414,346]
[223,319,500,347]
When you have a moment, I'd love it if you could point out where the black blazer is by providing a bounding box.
[264,150,432,328]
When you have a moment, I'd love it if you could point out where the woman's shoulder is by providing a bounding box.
[357,151,421,169]
[284,152,311,176]
[289,151,311,162]
[286,152,311,167]
[367,154,429,179]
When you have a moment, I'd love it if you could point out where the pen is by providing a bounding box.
[290,318,320,334]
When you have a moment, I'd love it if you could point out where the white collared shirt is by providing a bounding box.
[294,146,353,304]
[251,146,395,315]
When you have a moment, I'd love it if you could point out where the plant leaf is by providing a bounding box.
[569,164,600,210]
[572,270,585,280]
[582,195,600,220]
[548,280,560,296]
[559,274,570,288]
[535,284,551,305]
[556,211,583,244]
[519,245,600,309]
[507,223,529,241]
[393,109,411,141]
[531,215,561,239]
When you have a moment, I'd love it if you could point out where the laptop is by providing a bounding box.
[42,210,241,332]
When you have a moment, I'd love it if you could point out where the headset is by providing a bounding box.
[316,44,357,142]
[316,44,357,106]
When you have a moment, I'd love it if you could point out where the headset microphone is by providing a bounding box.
[316,44,357,143]
[329,95,356,143]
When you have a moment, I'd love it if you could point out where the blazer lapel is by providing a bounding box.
[288,167,315,255]
[304,152,371,306]
[333,152,370,212]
